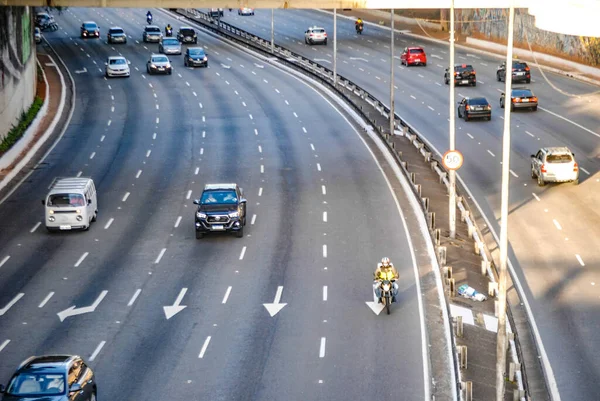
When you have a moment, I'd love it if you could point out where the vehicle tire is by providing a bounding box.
[195,231,203,239]
[526,78,531,83]
[243,216,247,226]
[457,109,462,118]
[194,39,198,44]
[184,59,187,67]
[386,302,391,315]
[531,167,536,179]
[510,103,514,112]
[324,39,327,45]
[486,116,492,121]
[500,99,504,109]
[464,113,469,121]
[444,78,448,85]
[105,72,109,78]
[472,81,477,87]
[537,174,546,187]
[90,392,96,401]
[124,39,127,44]
[532,105,538,111]
[497,72,501,82]
[143,36,146,43]
[168,69,172,75]
[573,178,579,185]
[92,211,97,222]
[423,62,427,67]
[236,227,244,238]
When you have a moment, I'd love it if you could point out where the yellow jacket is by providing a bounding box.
[374,263,399,281]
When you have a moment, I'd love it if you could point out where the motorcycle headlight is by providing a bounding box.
[382,283,391,292]
[228,211,239,218]
[196,212,206,219]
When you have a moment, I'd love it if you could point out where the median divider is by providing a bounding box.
[172,9,547,400]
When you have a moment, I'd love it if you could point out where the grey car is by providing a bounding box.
[143,25,162,43]
[159,37,181,55]
[147,54,172,75]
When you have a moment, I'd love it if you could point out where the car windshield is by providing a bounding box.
[409,48,424,54]
[152,56,169,63]
[546,154,573,163]
[146,27,160,33]
[6,373,66,395]
[83,23,97,29]
[48,193,86,207]
[109,28,124,34]
[163,38,179,45]
[201,190,238,204]
[109,58,126,65]
[468,98,489,105]
[512,89,533,97]
[189,49,205,56]
[180,29,195,35]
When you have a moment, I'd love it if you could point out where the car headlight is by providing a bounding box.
[196,212,206,219]
[203,56,208,61]
[194,34,197,37]
[229,211,239,218]
[166,63,171,68]
[48,216,55,222]
[49,209,54,215]
[150,64,156,68]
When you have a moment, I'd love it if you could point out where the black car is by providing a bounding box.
[107,27,126,44]
[184,47,208,67]
[500,88,538,111]
[0,355,96,401]
[497,60,531,83]
[444,64,476,86]
[80,21,99,38]
[193,183,247,238]
[177,27,197,44]
[458,97,491,121]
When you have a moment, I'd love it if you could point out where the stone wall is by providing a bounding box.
[0,6,37,142]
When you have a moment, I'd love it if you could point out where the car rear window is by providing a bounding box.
[455,65,474,72]
[409,48,424,54]
[146,27,160,32]
[512,89,533,97]
[546,154,573,163]
[468,98,489,105]
[513,62,528,69]
[109,28,123,34]
[312,29,326,33]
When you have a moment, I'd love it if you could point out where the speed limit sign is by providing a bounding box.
[442,150,464,170]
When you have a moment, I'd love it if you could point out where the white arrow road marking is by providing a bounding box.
[263,286,287,317]
[75,67,87,74]
[164,288,188,319]
[57,290,108,322]
[366,289,385,315]
[0,293,24,316]
[199,336,211,358]
[89,341,106,361]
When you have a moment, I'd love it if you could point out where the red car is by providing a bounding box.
[401,46,427,66]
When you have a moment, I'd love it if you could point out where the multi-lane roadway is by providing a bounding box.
[222,8,600,399]
[0,7,442,401]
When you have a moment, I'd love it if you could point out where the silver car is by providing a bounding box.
[531,147,579,186]
[147,54,172,75]
[143,25,162,43]
[159,37,181,55]
[304,26,327,45]
[105,56,131,78]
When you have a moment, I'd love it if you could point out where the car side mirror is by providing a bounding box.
[69,383,82,393]
[128,60,131,65]
[572,153,575,156]
[193,200,200,205]
[88,199,92,205]
[240,198,247,204]
[41,199,45,205]
[530,154,535,158]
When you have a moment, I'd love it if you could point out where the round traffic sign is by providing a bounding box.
[442,150,464,170]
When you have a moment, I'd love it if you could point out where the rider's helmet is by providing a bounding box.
[381,257,390,267]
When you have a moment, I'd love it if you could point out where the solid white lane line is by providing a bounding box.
[323,286,328,301]
[199,336,211,358]
[0,340,10,353]
[509,170,519,178]
[30,222,41,233]
[122,192,130,202]
[532,193,541,202]
[310,143,315,151]
[254,128,259,136]
[251,214,257,225]
[553,219,562,230]
[580,167,590,175]
[323,244,327,258]
[127,289,141,306]
[136,170,142,179]
[321,185,326,195]
[194,167,199,175]
[260,165,264,173]
[539,107,600,139]
[90,152,96,159]
[186,190,192,199]
[146,150,151,158]
[258,187,263,196]
[576,254,585,266]
[89,341,106,361]
[174,216,182,228]
[74,252,89,267]
[104,218,114,230]
[222,286,232,304]
[525,130,535,137]
[239,246,247,260]
[323,211,327,222]
[317,163,322,171]
[487,150,496,157]
[319,337,326,358]
[155,248,166,264]
[38,292,54,308]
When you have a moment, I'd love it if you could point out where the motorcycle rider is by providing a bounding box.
[165,23,172,36]
[373,257,399,303]
[146,10,153,23]
[355,17,364,32]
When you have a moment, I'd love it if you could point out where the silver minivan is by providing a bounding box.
[42,177,98,231]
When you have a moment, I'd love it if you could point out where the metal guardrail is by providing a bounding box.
[173,8,531,400]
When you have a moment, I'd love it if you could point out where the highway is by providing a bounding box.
[0,7,437,401]
[222,8,600,399]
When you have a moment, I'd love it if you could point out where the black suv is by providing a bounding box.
[0,355,97,400]
[193,183,247,238]
[177,27,198,44]
[444,64,476,86]
[497,60,531,83]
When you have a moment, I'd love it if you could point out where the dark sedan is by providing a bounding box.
[458,97,492,121]
[0,355,97,401]
[445,64,476,86]
[177,27,197,44]
[184,48,208,67]
[80,21,99,38]
[497,60,531,83]
[500,88,538,111]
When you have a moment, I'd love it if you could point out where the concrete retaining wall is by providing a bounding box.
[0,6,37,143]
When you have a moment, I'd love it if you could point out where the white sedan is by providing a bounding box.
[238,7,255,16]
[105,56,131,78]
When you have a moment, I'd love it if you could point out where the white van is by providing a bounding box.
[42,177,98,231]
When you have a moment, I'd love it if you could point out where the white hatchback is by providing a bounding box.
[531,147,579,186]
[105,56,130,78]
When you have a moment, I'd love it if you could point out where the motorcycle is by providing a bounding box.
[147,15,153,24]
[356,23,363,35]
[377,279,396,315]
[165,27,173,36]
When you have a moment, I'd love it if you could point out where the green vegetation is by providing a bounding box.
[0,96,44,155]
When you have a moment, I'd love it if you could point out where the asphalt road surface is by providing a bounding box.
[222,8,600,400]
[0,7,436,401]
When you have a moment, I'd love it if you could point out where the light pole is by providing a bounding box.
[390,9,395,137]
[448,0,456,239]
[333,8,337,85]
[496,3,515,400]
[271,8,274,53]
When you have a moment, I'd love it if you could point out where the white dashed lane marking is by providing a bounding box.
[239,246,247,260]
[104,218,114,229]
[38,292,54,308]
[553,219,562,230]
[319,337,326,358]
[155,249,166,264]
[30,222,41,233]
[532,193,541,202]
[199,336,211,358]
[127,289,141,306]
[122,192,130,202]
[74,252,89,267]
[576,254,585,266]
[487,150,495,157]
